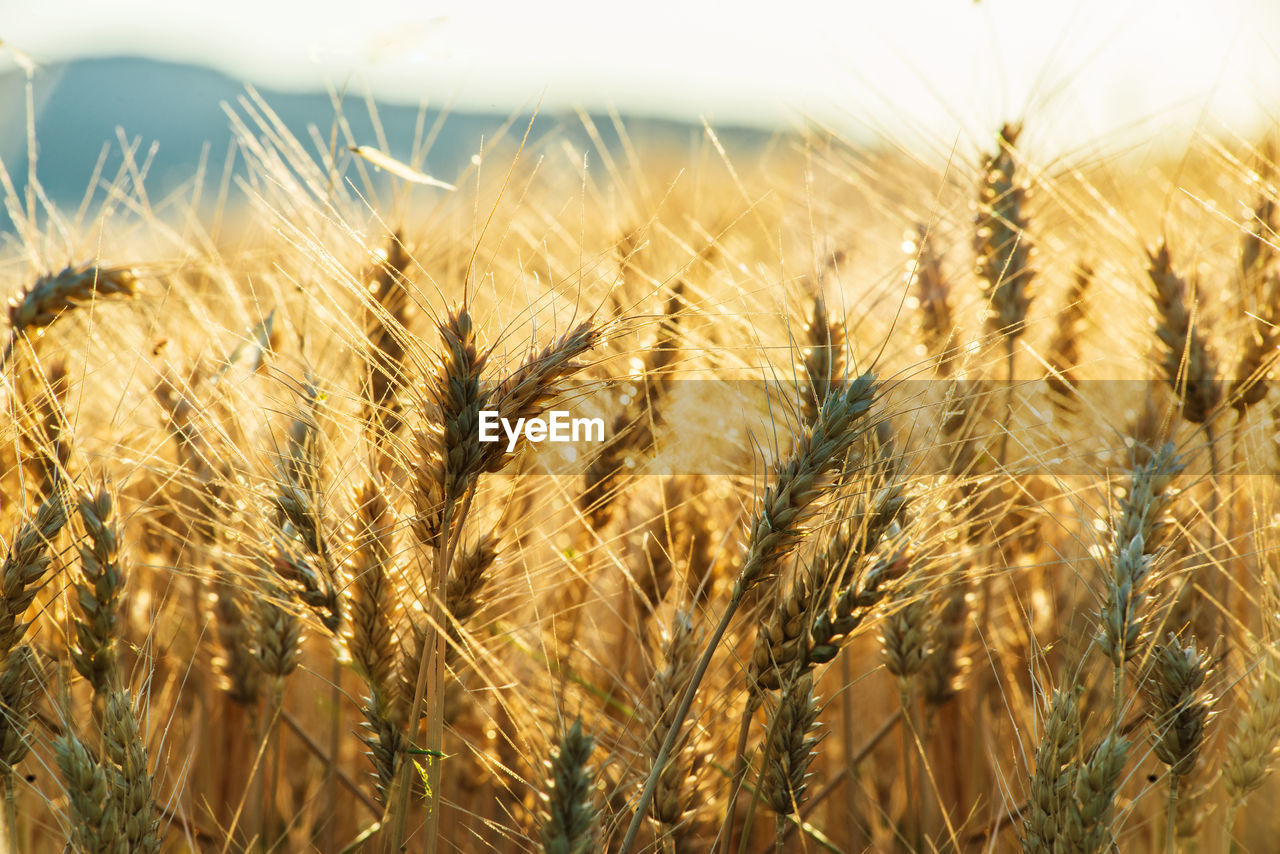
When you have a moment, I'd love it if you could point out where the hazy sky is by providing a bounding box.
[5,0,1280,153]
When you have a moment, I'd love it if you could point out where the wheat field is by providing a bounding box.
[0,85,1279,854]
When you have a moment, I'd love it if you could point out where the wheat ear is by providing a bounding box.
[1147,243,1220,425]
[620,371,878,852]
[0,497,67,661]
[539,718,599,854]
[907,223,957,376]
[1147,636,1211,853]
[70,484,126,695]
[362,231,413,437]
[759,673,821,822]
[798,293,845,427]
[1061,733,1129,854]
[1222,647,1280,843]
[642,610,701,830]
[101,688,161,854]
[1046,263,1093,415]
[974,123,1035,341]
[3,263,138,371]
[0,644,38,850]
[1097,442,1182,720]
[347,482,405,803]
[1022,689,1082,854]
[54,729,122,854]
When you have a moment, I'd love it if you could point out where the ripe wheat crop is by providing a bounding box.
[1,81,1279,854]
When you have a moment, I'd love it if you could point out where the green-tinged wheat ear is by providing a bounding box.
[907,223,957,375]
[0,645,39,770]
[101,689,160,854]
[539,718,599,854]
[806,548,910,670]
[480,320,603,474]
[250,556,303,682]
[974,123,1035,340]
[643,610,701,827]
[750,481,906,691]
[71,484,126,694]
[54,730,123,854]
[1022,689,1082,854]
[0,496,67,661]
[1062,733,1129,854]
[738,371,879,593]
[760,673,821,816]
[1148,636,1212,778]
[363,231,413,436]
[798,293,844,427]
[1098,443,1183,668]
[881,580,933,682]
[1223,648,1280,802]
[1147,243,1220,425]
[1046,263,1093,414]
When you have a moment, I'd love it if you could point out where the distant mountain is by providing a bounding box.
[0,56,773,233]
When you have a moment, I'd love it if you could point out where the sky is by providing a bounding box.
[4,0,1280,155]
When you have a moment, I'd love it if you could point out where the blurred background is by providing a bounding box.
[2,0,1280,224]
